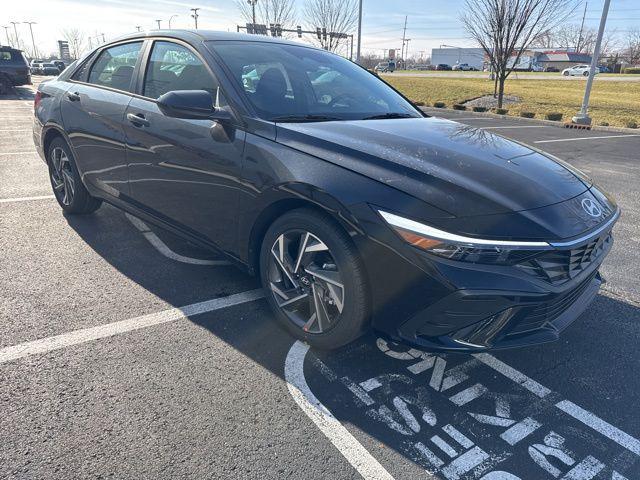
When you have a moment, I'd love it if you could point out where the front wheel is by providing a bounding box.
[563,71,570,76]
[260,208,370,349]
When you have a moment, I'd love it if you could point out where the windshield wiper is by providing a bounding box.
[270,114,342,123]
[361,113,415,120]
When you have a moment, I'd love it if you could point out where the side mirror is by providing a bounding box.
[157,90,230,121]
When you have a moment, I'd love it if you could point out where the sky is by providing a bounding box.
[2,0,640,59]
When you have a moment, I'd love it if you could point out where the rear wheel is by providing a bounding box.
[583,71,589,76]
[563,70,570,76]
[0,76,11,95]
[260,208,369,349]
[47,137,102,214]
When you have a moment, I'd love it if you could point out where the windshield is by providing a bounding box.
[208,41,421,122]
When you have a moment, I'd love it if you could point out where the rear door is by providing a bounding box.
[123,39,246,252]
[61,41,144,198]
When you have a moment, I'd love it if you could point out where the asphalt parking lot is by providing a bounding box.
[1,78,639,479]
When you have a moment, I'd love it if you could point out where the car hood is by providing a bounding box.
[275,117,591,218]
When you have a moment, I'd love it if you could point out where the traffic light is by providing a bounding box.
[322,27,327,41]
[316,27,322,40]
[297,25,302,38]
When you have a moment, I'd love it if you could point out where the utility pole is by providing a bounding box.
[101,33,106,43]
[247,0,258,25]
[168,15,178,28]
[577,1,587,52]
[401,15,407,69]
[356,0,363,63]
[572,0,610,125]
[2,26,11,47]
[9,21,20,50]
[155,19,162,29]
[23,22,37,59]
[190,8,200,29]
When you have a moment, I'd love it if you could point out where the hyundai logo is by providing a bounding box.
[581,198,602,217]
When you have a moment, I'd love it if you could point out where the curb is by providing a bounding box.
[420,106,640,134]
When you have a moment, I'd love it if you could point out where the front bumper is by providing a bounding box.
[365,212,617,353]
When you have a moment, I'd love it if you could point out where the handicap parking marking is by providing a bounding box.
[288,338,638,479]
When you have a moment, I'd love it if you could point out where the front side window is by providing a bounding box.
[143,41,225,107]
[87,42,142,92]
[209,41,420,121]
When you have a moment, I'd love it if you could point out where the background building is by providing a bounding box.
[431,47,485,69]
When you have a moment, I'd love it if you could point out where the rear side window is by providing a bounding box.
[143,41,225,106]
[0,51,14,61]
[87,42,142,92]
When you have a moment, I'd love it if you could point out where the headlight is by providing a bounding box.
[378,210,551,265]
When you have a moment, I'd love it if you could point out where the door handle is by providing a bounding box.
[127,113,150,127]
[67,91,80,101]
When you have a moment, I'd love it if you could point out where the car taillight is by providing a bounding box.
[34,91,42,110]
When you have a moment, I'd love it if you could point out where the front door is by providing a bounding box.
[124,40,246,253]
[61,41,143,199]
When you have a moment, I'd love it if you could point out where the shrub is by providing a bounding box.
[520,111,535,118]
[494,108,509,115]
[625,119,638,129]
[545,112,563,121]
[433,101,446,108]
[598,121,609,126]
[472,106,487,112]
[453,104,467,110]
[414,101,425,106]
[623,67,640,74]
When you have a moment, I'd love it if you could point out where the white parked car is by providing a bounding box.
[452,63,471,71]
[562,65,596,77]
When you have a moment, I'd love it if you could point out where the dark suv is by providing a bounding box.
[0,46,31,94]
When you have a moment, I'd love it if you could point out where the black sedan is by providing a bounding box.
[33,31,619,351]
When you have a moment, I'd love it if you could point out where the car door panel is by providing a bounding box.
[124,40,245,253]
[61,85,133,197]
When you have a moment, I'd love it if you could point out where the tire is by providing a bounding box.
[563,71,570,76]
[0,76,11,95]
[259,208,370,349]
[47,137,102,214]
[583,71,589,77]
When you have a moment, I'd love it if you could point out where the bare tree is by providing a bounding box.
[303,0,358,53]
[235,0,297,28]
[623,28,640,66]
[62,28,86,59]
[461,0,577,108]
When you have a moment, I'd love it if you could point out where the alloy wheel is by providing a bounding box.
[50,147,75,206]
[267,230,345,334]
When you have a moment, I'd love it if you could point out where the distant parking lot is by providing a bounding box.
[1,79,640,479]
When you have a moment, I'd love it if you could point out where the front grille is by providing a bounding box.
[508,270,598,336]
[517,231,612,285]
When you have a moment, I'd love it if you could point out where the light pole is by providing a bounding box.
[572,0,610,126]
[23,22,38,59]
[101,33,106,43]
[155,19,162,29]
[168,15,178,28]
[1,26,10,46]
[9,21,20,50]
[190,8,200,29]
[247,0,258,25]
[135,25,142,32]
[356,0,363,63]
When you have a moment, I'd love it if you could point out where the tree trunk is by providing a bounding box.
[493,74,498,97]
[497,75,506,109]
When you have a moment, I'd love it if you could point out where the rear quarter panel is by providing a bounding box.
[33,79,73,161]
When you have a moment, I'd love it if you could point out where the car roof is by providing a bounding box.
[109,29,317,49]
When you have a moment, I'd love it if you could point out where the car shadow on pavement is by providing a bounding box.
[64,204,640,479]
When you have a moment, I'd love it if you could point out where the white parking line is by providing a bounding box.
[0,129,31,132]
[125,213,231,266]
[443,117,494,121]
[481,126,549,130]
[535,134,640,144]
[285,341,395,480]
[0,151,37,156]
[0,289,264,365]
[0,195,55,204]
